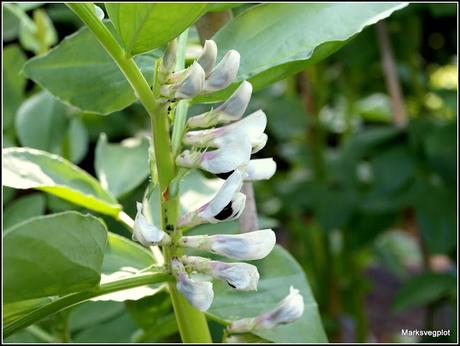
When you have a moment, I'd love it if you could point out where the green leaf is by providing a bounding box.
[413,180,456,254]
[23,24,158,114]
[206,3,243,12]
[102,232,155,275]
[16,91,89,164]
[209,245,328,343]
[105,3,208,56]
[392,273,456,311]
[3,6,21,41]
[96,232,161,302]
[3,212,108,302]
[16,91,69,151]
[3,147,121,216]
[3,193,46,231]
[189,222,327,343]
[95,134,150,198]
[3,44,27,133]
[198,3,407,101]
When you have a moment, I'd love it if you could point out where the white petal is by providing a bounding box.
[251,134,268,154]
[178,170,244,227]
[183,110,267,152]
[211,261,259,291]
[204,50,240,92]
[197,40,217,76]
[187,81,253,128]
[176,61,205,99]
[244,158,277,181]
[94,5,105,20]
[255,286,304,329]
[132,202,169,246]
[209,229,276,260]
[200,141,252,174]
[180,229,276,261]
[199,170,244,219]
[172,258,214,312]
[228,286,305,332]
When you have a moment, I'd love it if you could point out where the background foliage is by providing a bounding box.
[2,2,457,343]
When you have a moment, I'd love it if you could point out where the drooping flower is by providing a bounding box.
[161,61,205,99]
[176,140,252,175]
[132,202,170,247]
[182,255,259,291]
[171,258,214,312]
[227,286,305,333]
[183,110,267,153]
[187,81,253,129]
[178,170,246,227]
[179,229,276,261]
[197,40,218,76]
[203,50,240,92]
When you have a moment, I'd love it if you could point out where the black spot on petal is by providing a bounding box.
[216,170,234,179]
[227,281,236,289]
[214,202,234,220]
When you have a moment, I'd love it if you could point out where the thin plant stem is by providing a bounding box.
[66,5,212,342]
[4,272,172,337]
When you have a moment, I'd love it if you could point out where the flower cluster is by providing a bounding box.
[132,39,304,332]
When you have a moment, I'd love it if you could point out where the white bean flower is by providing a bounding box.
[179,229,276,261]
[132,202,170,247]
[178,170,246,227]
[187,81,253,129]
[203,49,240,92]
[227,286,305,333]
[197,40,217,76]
[161,61,205,99]
[182,255,259,291]
[183,110,267,153]
[171,258,214,312]
[176,140,252,175]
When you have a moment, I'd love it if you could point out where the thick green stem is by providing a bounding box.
[66,5,211,342]
[4,272,172,337]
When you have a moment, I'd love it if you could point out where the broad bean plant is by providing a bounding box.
[3,3,407,343]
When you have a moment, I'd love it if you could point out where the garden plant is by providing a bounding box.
[2,2,457,344]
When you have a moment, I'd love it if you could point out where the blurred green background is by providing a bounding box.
[3,3,457,343]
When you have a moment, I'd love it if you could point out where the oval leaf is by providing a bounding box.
[23,24,157,114]
[198,3,407,101]
[3,193,46,231]
[3,212,108,302]
[209,245,328,343]
[3,147,121,216]
[95,134,150,198]
[106,3,208,56]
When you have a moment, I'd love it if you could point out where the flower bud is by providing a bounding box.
[203,50,240,92]
[197,40,217,76]
[176,140,252,174]
[171,258,214,312]
[244,158,277,181]
[182,255,259,291]
[228,286,304,333]
[179,229,276,261]
[133,202,170,247]
[183,110,267,153]
[187,81,253,128]
[161,61,205,99]
[159,39,177,77]
[178,170,245,227]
